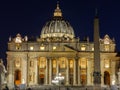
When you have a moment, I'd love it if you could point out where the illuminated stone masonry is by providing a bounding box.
[6,2,120,90]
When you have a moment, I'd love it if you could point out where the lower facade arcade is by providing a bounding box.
[7,55,116,89]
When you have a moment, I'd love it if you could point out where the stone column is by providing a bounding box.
[57,58,59,74]
[49,58,52,84]
[45,59,48,84]
[73,58,77,85]
[117,69,120,85]
[78,60,81,85]
[87,59,92,85]
[35,59,38,85]
[66,59,69,85]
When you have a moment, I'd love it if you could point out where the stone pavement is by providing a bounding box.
[25,85,115,90]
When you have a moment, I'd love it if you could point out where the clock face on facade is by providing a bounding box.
[15,37,22,43]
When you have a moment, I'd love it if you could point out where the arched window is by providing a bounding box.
[53,60,56,68]
[70,60,73,68]
[80,58,87,69]
[39,57,46,68]
[60,58,66,68]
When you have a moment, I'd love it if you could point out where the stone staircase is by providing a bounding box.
[26,85,120,90]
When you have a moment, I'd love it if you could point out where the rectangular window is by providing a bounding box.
[60,59,66,68]
[81,45,86,51]
[80,58,87,69]
[40,46,45,50]
[105,45,109,51]
[104,59,110,68]
[53,60,56,68]
[39,59,46,68]
[70,60,73,68]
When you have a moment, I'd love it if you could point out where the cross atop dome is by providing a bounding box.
[53,1,62,17]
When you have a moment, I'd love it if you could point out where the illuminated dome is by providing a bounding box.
[40,3,75,40]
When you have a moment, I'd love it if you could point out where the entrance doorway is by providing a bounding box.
[81,75,86,85]
[69,75,73,85]
[39,74,44,84]
[104,71,110,85]
[14,70,21,85]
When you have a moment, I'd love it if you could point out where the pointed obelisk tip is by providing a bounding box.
[57,0,60,9]
[57,0,59,5]
[95,8,98,18]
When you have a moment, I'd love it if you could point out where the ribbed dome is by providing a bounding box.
[40,3,75,40]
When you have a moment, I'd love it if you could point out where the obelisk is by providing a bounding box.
[93,9,101,89]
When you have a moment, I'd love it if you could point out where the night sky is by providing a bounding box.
[0,0,120,63]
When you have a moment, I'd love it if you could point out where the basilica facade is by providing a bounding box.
[6,3,120,89]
